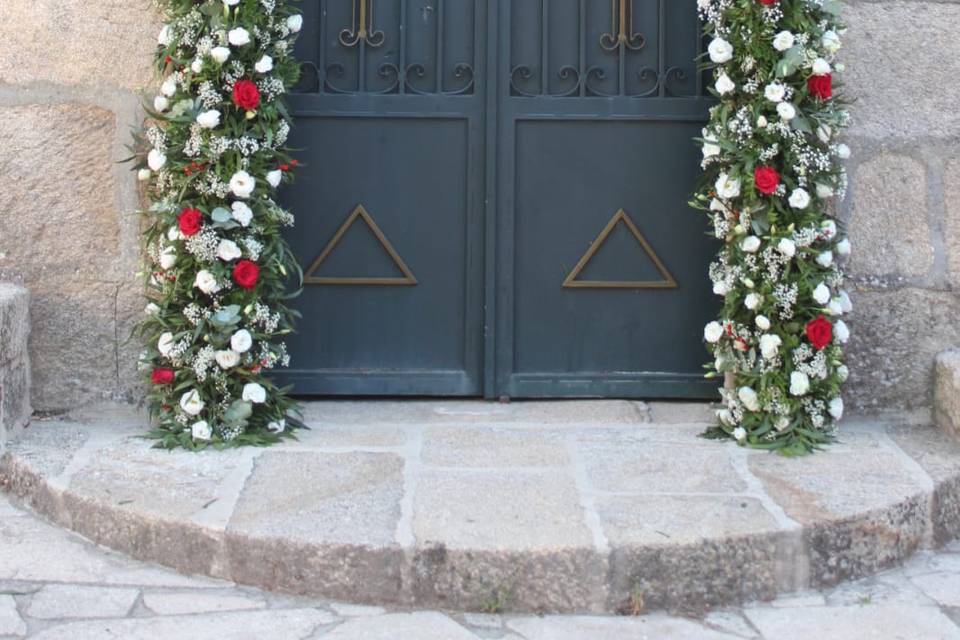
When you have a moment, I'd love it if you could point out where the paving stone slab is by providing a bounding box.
[506,614,744,640]
[421,427,569,468]
[25,584,139,620]
[140,591,266,615]
[28,608,335,640]
[744,603,960,640]
[323,612,476,640]
[0,595,26,637]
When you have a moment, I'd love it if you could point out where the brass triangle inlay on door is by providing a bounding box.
[304,204,418,286]
[563,208,678,289]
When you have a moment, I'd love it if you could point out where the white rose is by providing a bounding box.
[772,30,795,52]
[839,290,853,313]
[821,220,838,240]
[789,188,810,209]
[827,298,844,316]
[267,419,286,434]
[813,282,831,305]
[828,397,844,420]
[191,58,204,74]
[710,198,727,213]
[255,55,274,74]
[812,58,832,76]
[733,427,747,443]
[231,201,253,227]
[167,225,183,241]
[138,169,152,181]
[757,115,768,128]
[744,293,761,310]
[157,332,175,356]
[216,239,242,262]
[195,270,221,295]
[741,236,761,253]
[817,123,832,143]
[816,183,835,199]
[160,75,178,97]
[154,95,170,112]
[817,251,834,268]
[228,27,251,46]
[704,321,724,343]
[777,102,796,121]
[159,245,177,270]
[191,420,213,441]
[718,409,735,426]
[242,382,267,404]
[738,387,761,412]
[215,350,240,369]
[764,82,786,103]
[836,238,852,256]
[790,371,810,397]
[287,14,303,33]
[755,315,771,331]
[822,30,842,54]
[837,365,850,382]
[775,416,790,432]
[702,133,721,159]
[777,238,796,258]
[231,329,253,353]
[158,24,173,46]
[211,46,231,64]
[837,143,851,160]
[715,173,741,199]
[713,281,731,296]
[145,302,160,315]
[230,171,256,198]
[223,0,240,5]
[759,334,783,360]
[180,390,205,416]
[196,109,221,129]
[147,149,167,171]
[266,169,283,188]
[715,73,735,95]
[835,320,850,344]
[708,38,734,64]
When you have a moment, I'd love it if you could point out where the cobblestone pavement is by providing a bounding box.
[1,493,959,639]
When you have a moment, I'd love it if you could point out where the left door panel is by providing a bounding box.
[273,0,486,396]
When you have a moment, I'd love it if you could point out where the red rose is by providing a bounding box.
[758,0,777,4]
[232,79,261,111]
[233,259,260,289]
[754,166,780,195]
[178,207,203,236]
[151,368,175,385]
[806,315,833,350]
[808,74,833,100]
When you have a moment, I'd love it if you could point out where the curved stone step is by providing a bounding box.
[1,401,958,615]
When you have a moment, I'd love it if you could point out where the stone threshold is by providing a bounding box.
[1,401,958,615]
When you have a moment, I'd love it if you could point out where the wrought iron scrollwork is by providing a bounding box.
[338,0,385,48]
[600,0,646,52]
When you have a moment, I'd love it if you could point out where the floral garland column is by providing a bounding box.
[136,0,305,449]
[695,0,851,455]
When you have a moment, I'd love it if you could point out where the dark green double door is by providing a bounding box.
[276,0,717,399]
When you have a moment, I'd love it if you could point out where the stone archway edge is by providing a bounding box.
[1,405,959,615]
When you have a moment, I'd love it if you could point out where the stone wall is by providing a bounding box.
[841,0,960,412]
[0,284,31,448]
[0,1,956,414]
[0,1,160,411]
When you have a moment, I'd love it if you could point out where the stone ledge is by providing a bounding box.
[0,284,30,449]
[1,403,959,615]
[935,350,960,442]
